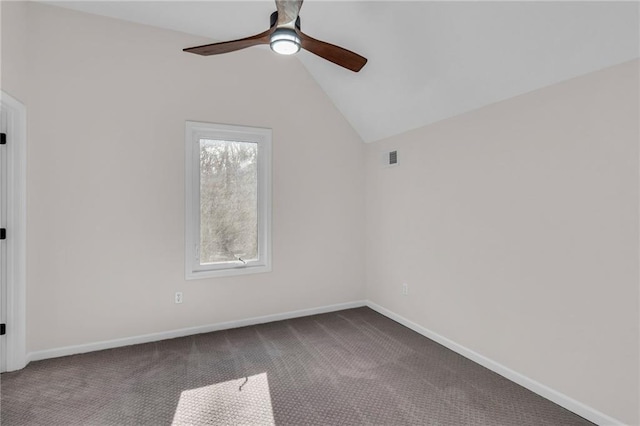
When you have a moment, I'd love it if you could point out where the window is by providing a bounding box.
[185,121,271,279]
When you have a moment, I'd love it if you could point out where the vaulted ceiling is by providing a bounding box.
[48,1,639,143]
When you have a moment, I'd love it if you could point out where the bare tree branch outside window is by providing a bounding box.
[199,139,258,264]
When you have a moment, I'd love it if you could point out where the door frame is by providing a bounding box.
[1,90,27,372]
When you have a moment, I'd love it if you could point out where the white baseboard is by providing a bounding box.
[24,299,623,425]
[365,301,623,426]
[27,300,367,363]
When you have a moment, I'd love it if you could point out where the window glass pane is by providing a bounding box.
[199,139,258,264]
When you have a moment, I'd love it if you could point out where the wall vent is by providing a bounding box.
[389,150,398,165]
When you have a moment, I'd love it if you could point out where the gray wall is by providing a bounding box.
[365,60,639,424]
[15,3,366,352]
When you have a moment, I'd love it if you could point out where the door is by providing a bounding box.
[1,107,8,372]
[0,92,26,372]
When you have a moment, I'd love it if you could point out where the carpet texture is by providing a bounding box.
[1,307,592,425]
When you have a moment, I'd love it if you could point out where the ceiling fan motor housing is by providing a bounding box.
[270,11,301,30]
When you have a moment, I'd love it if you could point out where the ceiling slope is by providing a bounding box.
[47,1,640,143]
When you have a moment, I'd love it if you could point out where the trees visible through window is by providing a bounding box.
[186,122,271,279]
[199,139,258,264]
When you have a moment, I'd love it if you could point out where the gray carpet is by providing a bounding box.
[1,307,592,425]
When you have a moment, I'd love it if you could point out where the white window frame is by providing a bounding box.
[185,121,272,279]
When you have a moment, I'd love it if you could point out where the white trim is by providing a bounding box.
[21,297,621,425]
[365,301,624,426]
[27,300,366,363]
[0,91,27,372]
[184,121,272,280]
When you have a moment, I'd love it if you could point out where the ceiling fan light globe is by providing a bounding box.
[270,28,301,55]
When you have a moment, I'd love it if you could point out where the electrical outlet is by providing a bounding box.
[175,292,183,304]
[402,283,408,296]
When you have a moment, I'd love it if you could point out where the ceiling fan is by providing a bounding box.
[183,0,367,72]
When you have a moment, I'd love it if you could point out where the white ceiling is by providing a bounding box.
[47,1,639,143]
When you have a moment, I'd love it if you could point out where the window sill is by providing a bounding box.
[185,264,272,280]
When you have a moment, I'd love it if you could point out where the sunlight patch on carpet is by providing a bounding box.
[172,373,275,425]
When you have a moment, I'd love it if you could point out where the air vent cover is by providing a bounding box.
[389,150,398,165]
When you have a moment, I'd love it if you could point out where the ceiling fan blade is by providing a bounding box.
[297,30,367,72]
[183,27,274,56]
[276,0,303,27]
